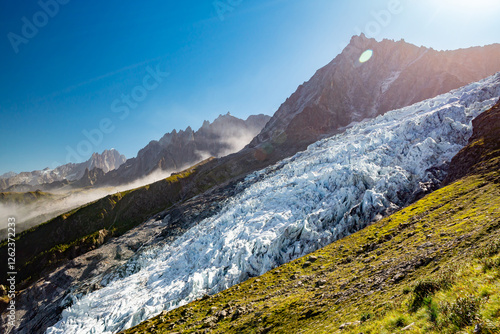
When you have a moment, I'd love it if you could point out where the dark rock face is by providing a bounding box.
[0,149,126,191]
[94,113,270,186]
[72,168,106,188]
[444,98,500,184]
[250,35,500,154]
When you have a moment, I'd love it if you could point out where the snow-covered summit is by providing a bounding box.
[0,149,126,192]
[46,73,500,334]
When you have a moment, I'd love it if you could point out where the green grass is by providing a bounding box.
[0,190,55,205]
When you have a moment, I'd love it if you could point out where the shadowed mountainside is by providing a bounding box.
[444,98,500,184]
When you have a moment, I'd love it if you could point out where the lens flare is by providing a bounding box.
[359,49,373,63]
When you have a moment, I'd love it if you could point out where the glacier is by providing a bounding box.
[46,73,500,334]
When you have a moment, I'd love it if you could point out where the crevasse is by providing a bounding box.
[46,73,500,334]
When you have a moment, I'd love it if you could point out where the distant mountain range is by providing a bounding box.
[0,149,126,192]
[0,114,270,192]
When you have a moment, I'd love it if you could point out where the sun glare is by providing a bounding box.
[359,50,373,63]
[435,0,500,13]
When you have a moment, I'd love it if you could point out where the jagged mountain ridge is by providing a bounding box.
[1,114,270,192]
[92,113,270,186]
[0,149,126,192]
[250,34,500,152]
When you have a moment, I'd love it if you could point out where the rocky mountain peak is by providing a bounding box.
[87,149,126,174]
[92,113,271,186]
[0,149,126,191]
[347,32,372,50]
[250,36,500,152]
[201,120,211,128]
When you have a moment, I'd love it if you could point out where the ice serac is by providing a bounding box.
[250,34,500,152]
[46,74,500,334]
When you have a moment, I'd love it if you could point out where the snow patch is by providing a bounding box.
[381,70,401,94]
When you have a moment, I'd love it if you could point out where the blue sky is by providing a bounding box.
[1,0,499,174]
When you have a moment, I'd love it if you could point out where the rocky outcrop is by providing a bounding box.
[72,168,106,188]
[250,34,500,154]
[444,98,500,184]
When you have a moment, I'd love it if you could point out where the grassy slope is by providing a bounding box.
[0,159,214,288]
[0,190,55,205]
[123,104,500,333]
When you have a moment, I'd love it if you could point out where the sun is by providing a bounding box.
[434,0,500,13]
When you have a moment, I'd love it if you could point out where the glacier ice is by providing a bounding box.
[46,73,500,334]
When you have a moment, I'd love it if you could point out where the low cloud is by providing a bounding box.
[0,129,259,239]
[0,167,183,239]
